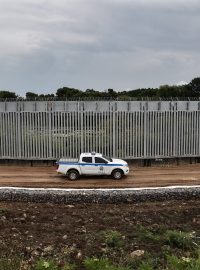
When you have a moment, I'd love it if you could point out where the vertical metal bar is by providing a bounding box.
[72,111,75,157]
[112,110,115,157]
[27,112,30,159]
[143,111,148,157]
[158,112,160,156]
[127,112,129,157]
[198,111,200,156]
[66,112,69,157]
[192,111,195,156]
[0,113,3,157]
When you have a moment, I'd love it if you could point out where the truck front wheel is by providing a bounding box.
[67,170,79,180]
[112,169,123,180]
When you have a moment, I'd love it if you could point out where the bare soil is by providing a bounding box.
[0,164,200,188]
[0,200,200,269]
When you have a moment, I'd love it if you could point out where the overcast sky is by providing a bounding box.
[0,0,200,96]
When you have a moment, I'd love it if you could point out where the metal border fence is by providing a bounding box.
[0,100,200,160]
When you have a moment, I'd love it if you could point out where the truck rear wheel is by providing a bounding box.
[112,169,123,180]
[67,170,79,180]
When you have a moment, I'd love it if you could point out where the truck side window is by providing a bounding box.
[82,157,92,163]
[95,157,107,164]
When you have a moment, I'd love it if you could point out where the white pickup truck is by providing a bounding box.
[56,152,129,180]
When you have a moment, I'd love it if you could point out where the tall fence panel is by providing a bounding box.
[0,101,200,160]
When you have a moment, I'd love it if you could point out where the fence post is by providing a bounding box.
[17,110,22,159]
[112,107,115,157]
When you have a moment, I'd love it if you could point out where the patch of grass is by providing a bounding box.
[138,261,154,270]
[164,230,196,250]
[35,258,77,270]
[167,253,200,270]
[35,259,58,270]
[125,252,159,270]
[136,225,161,243]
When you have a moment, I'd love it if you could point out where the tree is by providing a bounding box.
[56,87,81,98]
[188,77,200,96]
[26,92,38,99]
[107,88,117,97]
[0,90,17,99]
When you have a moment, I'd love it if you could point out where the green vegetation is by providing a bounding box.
[1,77,200,100]
[35,259,76,270]
[83,257,130,270]
[103,230,124,248]
[2,228,199,270]
[0,90,17,99]
[1,201,200,270]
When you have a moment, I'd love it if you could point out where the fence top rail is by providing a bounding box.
[0,96,200,102]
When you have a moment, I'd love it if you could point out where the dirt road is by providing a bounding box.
[0,164,200,188]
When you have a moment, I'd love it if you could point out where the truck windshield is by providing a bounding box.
[102,155,112,162]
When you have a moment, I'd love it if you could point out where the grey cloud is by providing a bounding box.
[0,0,200,94]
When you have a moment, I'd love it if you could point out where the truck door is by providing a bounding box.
[94,157,108,175]
[80,156,94,175]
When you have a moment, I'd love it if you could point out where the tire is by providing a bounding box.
[112,169,123,180]
[67,170,79,180]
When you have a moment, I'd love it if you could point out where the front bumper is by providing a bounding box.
[123,167,129,175]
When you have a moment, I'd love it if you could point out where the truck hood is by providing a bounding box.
[111,159,128,166]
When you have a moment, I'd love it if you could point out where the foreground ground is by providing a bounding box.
[1,163,200,188]
[0,200,200,269]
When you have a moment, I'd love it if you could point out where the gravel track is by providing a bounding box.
[0,164,200,203]
[0,164,200,188]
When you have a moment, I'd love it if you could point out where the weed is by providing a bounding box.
[164,230,196,250]
[136,226,161,243]
[61,263,77,270]
[35,259,58,270]
[125,252,158,270]
[167,254,200,270]
[104,230,124,248]
[138,261,154,270]
[34,259,76,270]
